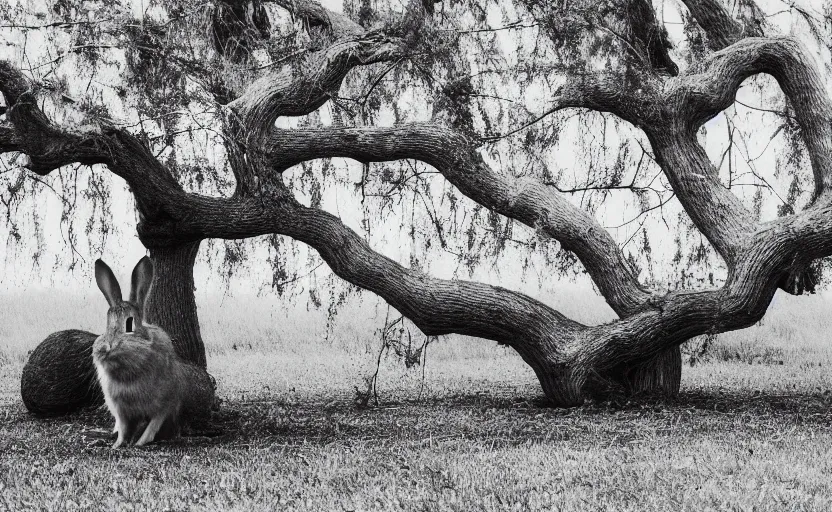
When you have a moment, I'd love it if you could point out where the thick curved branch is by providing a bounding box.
[669,37,832,167]
[229,0,405,131]
[0,65,186,224]
[0,123,22,151]
[643,36,832,268]
[276,200,583,342]
[223,0,411,197]
[647,131,756,265]
[264,123,652,317]
[585,198,832,371]
[626,0,679,76]
[145,159,832,403]
[272,0,365,38]
[546,70,663,129]
[228,35,405,129]
[2,95,118,173]
[223,35,405,198]
[144,169,832,404]
[679,0,748,50]
[141,169,832,405]
[0,61,28,105]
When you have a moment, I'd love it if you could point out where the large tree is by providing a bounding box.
[2,0,831,406]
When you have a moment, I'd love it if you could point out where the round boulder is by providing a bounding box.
[21,329,104,416]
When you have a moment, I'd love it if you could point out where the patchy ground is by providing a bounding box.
[2,385,832,511]
[2,290,832,510]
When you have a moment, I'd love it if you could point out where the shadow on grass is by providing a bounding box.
[2,388,830,452]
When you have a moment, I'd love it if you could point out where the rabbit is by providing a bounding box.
[91,256,186,448]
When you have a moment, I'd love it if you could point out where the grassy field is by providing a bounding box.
[1,287,832,511]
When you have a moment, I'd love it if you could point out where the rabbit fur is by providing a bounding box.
[92,257,186,448]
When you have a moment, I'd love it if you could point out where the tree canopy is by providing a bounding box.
[3,0,832,406]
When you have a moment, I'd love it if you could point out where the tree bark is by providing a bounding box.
[144,241,207,369]
[679,0,744,50]
[622,346,682,396]
[587,346,682,399]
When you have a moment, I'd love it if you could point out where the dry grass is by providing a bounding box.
[1,288,832,510]
[2,391,832,511]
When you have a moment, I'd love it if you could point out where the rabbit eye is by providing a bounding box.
[126,317,134,333]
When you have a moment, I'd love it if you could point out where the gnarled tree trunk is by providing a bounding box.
[618,346,683,397]
[586,346,682,400]
[145,241,207,368]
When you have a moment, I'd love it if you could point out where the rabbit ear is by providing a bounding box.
[95,259,122,307]
[130,256,154,311]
